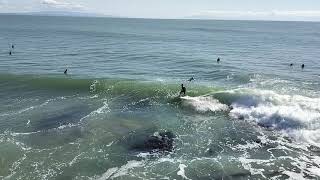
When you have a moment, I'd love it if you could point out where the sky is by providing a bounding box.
[1,0,320,21]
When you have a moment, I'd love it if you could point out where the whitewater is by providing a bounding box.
[0,15,320,179]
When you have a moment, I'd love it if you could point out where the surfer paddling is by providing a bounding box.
[188,77,194,82]
[180,84,186,96]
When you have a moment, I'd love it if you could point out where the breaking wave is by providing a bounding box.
[2,74,320,147]
[215,89,320,147]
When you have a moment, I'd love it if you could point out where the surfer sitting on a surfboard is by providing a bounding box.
[180,84,186,96]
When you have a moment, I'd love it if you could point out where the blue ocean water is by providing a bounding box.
[0,15,320,179]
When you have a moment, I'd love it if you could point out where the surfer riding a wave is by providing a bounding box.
[180,84,186,97]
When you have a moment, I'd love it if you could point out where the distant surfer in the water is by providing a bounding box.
[290,63,293,66]
[188,77,194,82]
[217,57,220,63]
[180,84,186,96]
[9,44,14,55]
[64,69,68,75]
[301,64,305,69]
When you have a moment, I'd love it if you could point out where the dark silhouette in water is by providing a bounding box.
[9,44,14,55]
[217,57,220,63]
[131,131,175,152]
[180,84,186,96]
[64,69,68,75]
[301,64,305,69]
[188,77,194,82]
[290,63,293,66]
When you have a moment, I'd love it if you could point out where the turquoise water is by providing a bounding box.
[1,15,320,179]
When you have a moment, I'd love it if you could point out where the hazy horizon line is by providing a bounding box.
[1,11,320,23]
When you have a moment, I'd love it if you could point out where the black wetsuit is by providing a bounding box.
[188,77,194,82]
[180,86,186,96]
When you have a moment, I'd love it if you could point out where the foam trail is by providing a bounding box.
[97,160,145,179]
[181,96,229,113]
[177,164,190,180]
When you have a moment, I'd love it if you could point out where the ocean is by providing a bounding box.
[0,15,320,179]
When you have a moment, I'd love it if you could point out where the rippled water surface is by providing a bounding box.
[0,15,320,179]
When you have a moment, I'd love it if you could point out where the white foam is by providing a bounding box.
[282,170,306,180]
[10,131,41,136]
[0,106,35,117]
[0,96,69,117]
[308,156,320,177]
[177,164,190,180]
[286,129,320,148]
[233,141,261,151]
[238,157,267,178]
[97,167,118,180]
[136,152,153,158]
[227,88,320,147]
[97,160,145,179]
[79,100,110,122]
[57,123,78,130]
[69,152,84,166]
[90,80,100,92]
[181,96,229,113]
[94,101,110,114]
[106,141,113,147]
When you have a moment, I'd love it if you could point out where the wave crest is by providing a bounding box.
[223,89,320,146]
